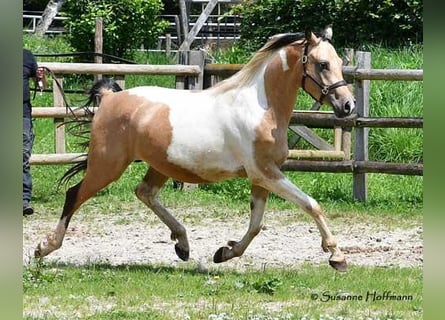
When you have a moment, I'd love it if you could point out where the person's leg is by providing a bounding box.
[23,116,34,215]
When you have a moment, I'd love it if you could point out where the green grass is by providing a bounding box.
[23,261,422,319]
[366,45,423,163]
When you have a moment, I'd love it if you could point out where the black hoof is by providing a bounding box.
[34,244,44,258]
[175,244,189,261]
[329,259,348,272]
[213,247,226,263]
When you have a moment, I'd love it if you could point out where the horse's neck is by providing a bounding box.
[262,53,301,129]
[211,50,300,129]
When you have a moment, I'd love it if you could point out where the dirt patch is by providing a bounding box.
[23,208,423,270]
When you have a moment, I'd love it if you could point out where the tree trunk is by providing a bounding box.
[35,0,66,36]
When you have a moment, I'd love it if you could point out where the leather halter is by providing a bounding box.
[301,41,348,103]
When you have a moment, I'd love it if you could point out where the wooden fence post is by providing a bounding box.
[179,0,219,52]
[175,50,204,90]
[353,51,371,201]
[342,48,354,160]
[94,18,103,81]
[178,0,189,45]
[115,75,125,90]
[165,33,171,57]
[188,50,205,90]
[175,50,189,89]
[53,74,65,154]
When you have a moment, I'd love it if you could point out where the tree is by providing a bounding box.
[35,0,66,36]
[64,0,168,59]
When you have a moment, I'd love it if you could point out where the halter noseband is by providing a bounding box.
[301,42,348,103]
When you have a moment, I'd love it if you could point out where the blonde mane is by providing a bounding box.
[212,33,306,92]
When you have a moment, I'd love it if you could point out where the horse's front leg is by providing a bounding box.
[258,171,347,272]
[213,184,269,263]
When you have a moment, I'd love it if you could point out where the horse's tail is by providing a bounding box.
[59,78,122,187]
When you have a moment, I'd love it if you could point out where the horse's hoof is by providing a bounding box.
[34,243,46,258]
[175,244,189,261]
[213,246,227,263]
[329,259,348,272]
[34,246,42,258]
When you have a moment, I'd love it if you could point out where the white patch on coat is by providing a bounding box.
[279,49,290,71]
[259,177,319,211]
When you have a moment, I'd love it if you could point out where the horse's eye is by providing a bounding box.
[319,62,329,71]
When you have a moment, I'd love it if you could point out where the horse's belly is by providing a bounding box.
[166,141,244,182]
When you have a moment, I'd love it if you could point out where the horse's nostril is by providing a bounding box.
[344,101,351,114]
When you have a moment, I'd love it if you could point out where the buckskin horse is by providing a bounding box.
[35,27,355,271]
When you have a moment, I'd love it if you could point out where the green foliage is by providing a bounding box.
[210,45,252,64]
[200,178,251,202]
[23,34,75,62]
[232,0,423,50]
[63,0,169,59]
[366,44,423,163]
[125,50,176,87]
[23,259,61,292]
[246,276,283,295]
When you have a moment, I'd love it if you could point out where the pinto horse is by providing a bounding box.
[35,27,355,271]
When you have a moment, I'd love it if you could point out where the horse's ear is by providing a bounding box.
[322,25,333,41]
[305,27,317,44]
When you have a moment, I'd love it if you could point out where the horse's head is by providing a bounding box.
[300,26,355,117]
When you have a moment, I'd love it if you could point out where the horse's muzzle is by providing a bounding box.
[333,97,355,118]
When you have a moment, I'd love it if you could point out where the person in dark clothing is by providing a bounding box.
[23,48,45,216]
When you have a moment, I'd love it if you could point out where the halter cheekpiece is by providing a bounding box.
[300,41,348,103]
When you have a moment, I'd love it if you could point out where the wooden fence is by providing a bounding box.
[30,50,423,201]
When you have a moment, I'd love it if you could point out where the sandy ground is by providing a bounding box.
[23,208,423,271]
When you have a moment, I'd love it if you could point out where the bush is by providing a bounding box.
[232,0,423,51]
[63,0,169,59]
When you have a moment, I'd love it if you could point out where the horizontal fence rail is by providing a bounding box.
[39,62,201,76]
[204,64,424,81]
[281,160,422,176]
[342,67,423,81]
[31,153,87,165]
[32,107,97,118]
[288,112,423,128]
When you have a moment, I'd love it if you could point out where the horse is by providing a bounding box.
[34,26,355,272]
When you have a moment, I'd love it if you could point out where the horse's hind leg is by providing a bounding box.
[135,167,190,261]
[35,158,130,258]
[214,184,269,263]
